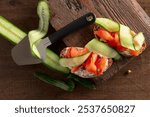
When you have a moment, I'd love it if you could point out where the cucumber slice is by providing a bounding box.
[59,52,91,67]
[85,39,121,60]
[29,0,69,73]
[35,72,75,92]
[38,0,50,32]
[133,32,145,51]
[46,49,59,63]
[119,24,135,50]
[95,18,119,32]
[29,0,50,58]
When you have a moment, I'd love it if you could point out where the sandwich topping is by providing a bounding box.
[94,27,146,56]
[59,18,146,78]
[94,18,146,56]
[60,47,112,78]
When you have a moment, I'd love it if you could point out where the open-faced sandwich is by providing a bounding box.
[59,38,122,78]
[59,18,146,78]
[59,47,113,78]
[94,18,146,56]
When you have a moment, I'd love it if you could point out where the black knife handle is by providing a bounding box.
[48,12,96,44]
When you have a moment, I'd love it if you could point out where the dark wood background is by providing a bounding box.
[0,0,150,99]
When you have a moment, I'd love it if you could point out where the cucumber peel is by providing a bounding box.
[85,39,121,60]
[68,74,96,90]
[95,18,119,32]
[59,52,91,67]
[34,72,96,91]
[35,72,75,92]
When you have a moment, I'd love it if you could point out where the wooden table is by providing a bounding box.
[0,0,150,99]
[137,0,150,15]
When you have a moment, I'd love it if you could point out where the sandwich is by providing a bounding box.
[59,45,117,78]
[94,18,146,56]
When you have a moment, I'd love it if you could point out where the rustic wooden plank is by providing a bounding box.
[137,0,150,15]
[49,0,150,80]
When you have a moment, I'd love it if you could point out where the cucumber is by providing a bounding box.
[0,16,26,39]
[29,0,50,58]
[119,24,135,50]
[44,49,69,73]
[0,16,26,44]
[35,72,75,92]
[59,52,91,67]
[46,49,59,63]
[0,2,69,74]
[38,0,50,32]
[133,32,145,51]
[0,22,21,44]
[85,39,121,60]
[68,74,96,89]
[95,18,119,32]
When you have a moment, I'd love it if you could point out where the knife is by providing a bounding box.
[11,12,96,65]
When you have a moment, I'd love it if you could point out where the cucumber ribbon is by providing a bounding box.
[28,0,69,73]
[28,0,50,59]
[95,18,145,51]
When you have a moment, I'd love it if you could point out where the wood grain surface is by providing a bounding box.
[137,0,150,15]
[0,0,150,99]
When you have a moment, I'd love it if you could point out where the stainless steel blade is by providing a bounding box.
[11,36,42,65]
[35,37,52,60]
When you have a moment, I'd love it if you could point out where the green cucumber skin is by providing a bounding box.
[34,72,74,92]
[95,18,119,32]
[59,52,91,67]
[0,17,69,74]
[86,39,121,60]
[68,74,96,90]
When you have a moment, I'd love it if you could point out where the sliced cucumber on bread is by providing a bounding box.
[59,52,91,67]
[85,39,121,60]
[95,18,146,52]
[119,24,135,50]
[95,18,119,32]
